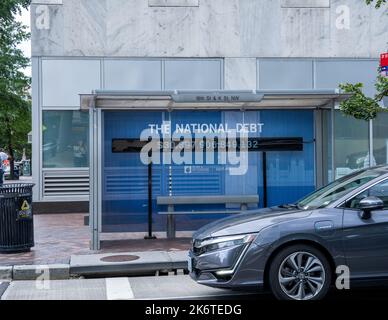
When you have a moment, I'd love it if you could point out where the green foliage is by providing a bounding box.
[339,83,384,121]
[365,0,387,9]
[340,69,388,121]
[375,74,388,101]
[340,0,387,121]
[0,0,30,23]
[0,101,31,160]
[0,0,31,177]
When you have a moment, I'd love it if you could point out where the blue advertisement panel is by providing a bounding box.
[102,111,165,232]
[102,110,315,233]
[260,110,315,205]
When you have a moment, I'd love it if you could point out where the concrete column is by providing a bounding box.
[224,58,257,91]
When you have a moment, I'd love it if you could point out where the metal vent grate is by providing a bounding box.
[43,171,89,197]
[104,167,162,201]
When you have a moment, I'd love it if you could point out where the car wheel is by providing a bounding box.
[268,245,332,301]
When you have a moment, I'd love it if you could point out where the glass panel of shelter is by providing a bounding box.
[102,109,316,233]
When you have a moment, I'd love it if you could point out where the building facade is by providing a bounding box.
[31,0,388,236]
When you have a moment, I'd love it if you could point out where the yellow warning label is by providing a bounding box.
[21,200,30,211]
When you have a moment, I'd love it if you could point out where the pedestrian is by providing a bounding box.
[0,148,8,186]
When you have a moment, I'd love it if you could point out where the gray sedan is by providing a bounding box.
[189,166,388,300]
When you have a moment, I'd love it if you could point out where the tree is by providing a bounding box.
[340,1,388,121]
[0,0,31,179]
[339,80,387,121]
[376,74,388,101]
[365,0,387,9]
[0,1,30,20]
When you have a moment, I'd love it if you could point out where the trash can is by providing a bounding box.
[0,184,35,253]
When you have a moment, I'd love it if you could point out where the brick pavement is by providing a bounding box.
[0,214,191,266]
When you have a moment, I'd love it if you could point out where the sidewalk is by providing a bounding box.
[4,176,33,184]
[0,213,191,267]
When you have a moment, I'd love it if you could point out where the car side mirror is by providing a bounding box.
[359,196,384,219]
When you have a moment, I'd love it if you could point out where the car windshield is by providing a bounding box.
[296,169,382,210]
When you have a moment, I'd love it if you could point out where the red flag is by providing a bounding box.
[381,53,388,68]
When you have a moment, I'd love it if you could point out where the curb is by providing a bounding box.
[0,282,10,300]
[70,251,189,278]
[0,251,189,280]
[12,264,70,281]
[0,266,13,281]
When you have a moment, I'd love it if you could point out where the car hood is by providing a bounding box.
[193,206,312,240]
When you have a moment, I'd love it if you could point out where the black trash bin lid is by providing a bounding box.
[0,183,35,195]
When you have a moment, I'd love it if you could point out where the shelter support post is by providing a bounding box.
[89,107,101,250]
[167,205,176,239]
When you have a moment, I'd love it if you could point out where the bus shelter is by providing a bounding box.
[80,90,350,250]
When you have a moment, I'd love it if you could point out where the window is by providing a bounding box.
[164,60,222,90]
[258,59,313,90]
[281,0,330,8]
[297,169,381,210]
[42,59,101,107]
[345,179,388,210]
[315,60,379,97]
[334,111,370,179]
[42,111,89,168]
[373,112,388,166]
[148,0,199,6]
[104,60,162,91]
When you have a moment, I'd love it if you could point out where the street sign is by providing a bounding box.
[171,92,264,103]
[381,53,388,68]
[381,66,388,78]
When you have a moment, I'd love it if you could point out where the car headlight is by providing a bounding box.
[193,234,256,255]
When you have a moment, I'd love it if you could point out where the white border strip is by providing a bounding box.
[105,278,134,300]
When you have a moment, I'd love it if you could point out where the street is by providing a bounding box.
[2,275,388,301]
[0,275,258,300]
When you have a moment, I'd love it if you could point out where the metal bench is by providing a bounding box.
[157,195,259,239]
